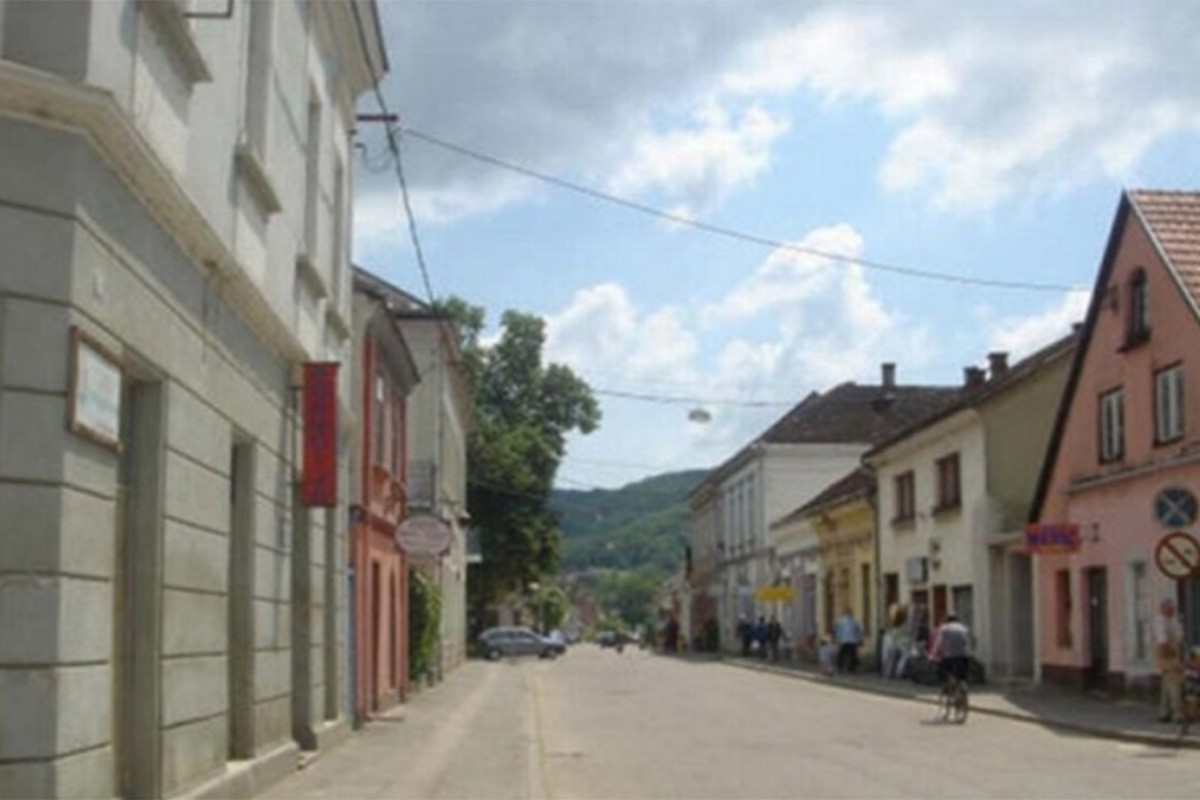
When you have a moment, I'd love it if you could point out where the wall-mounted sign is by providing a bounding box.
[754,585,795,602]
[904,556,928,584]
[1024,523,1081,554]
[1154,531,1200,580]
[395,514,451,559]
[1154,487,1198,529]
[68,327,122,451]
[300,362,339,507]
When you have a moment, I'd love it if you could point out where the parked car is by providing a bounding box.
[477,627,561,660]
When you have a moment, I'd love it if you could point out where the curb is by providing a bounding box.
[724,657,1200,751]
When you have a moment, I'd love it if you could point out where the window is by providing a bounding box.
[244,0,273,157]
[893,471,915,523]
[374,374,386,465]
[1099,389,1125,462]
[1155,364,1184,444]
[1130,561,1149,661]
[303,92,322,259]
[934,453,961,512]
[1055,570,1072,648]
[861,564,871,638]
[1127,268,1149,344]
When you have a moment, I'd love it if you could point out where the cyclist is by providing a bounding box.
[931,613,972,688]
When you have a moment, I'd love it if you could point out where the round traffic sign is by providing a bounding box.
[1154,531,1200,580]
[1154,487,1198,528]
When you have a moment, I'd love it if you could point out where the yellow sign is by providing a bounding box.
[754,585,796,602]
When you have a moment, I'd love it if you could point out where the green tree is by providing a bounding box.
[537,585,570,633]
[439,299,600,610]
[595,570,659,630]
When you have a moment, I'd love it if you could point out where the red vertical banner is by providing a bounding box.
[302,362,339,507]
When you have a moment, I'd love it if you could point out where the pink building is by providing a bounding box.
[1032,190,1200,696]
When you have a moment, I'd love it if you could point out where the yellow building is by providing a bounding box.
[802,468,879,658]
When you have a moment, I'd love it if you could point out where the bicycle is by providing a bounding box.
[939,672,969,724]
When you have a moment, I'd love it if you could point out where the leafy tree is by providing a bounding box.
[536,585,570,633]
[439,299,600,610]
[595,569,660,630]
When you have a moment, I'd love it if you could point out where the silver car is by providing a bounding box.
[478,627,560,660]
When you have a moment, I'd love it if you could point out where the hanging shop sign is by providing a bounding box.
[395,514,452,559]
[1024,523,1081,554]
[1153,487,1198,529]
[67,327,123,451]
[1154,531,1200,581]
[300,362,339,507]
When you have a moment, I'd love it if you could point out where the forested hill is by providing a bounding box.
[551,470,708,577]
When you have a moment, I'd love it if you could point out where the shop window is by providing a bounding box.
[1130,561,1150,661]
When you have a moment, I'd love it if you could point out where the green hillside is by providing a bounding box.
[551,470,707,578]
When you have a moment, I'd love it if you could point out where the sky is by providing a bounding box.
[352,1,1200,491]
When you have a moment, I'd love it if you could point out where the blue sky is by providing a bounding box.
[353,1,1200,489]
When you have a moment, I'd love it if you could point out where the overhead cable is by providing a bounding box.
[396,125,1090,294]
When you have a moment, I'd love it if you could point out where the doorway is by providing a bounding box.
[1085,568,1109,690]
[113,380,166,798]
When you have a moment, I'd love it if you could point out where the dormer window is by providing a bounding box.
[1127,268,1149,346]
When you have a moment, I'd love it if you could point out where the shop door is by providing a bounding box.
[1178,573,1200,647]
[932,585,948,627]
[1085,568,1109,690]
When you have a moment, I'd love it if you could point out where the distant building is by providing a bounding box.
[689,364,960,654]
[0,2,386,796]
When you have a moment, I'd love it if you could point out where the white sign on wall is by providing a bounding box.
[68,328,122,451]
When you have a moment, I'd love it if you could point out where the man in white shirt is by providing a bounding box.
[834,609,863,674]
[1153,599,1184,723]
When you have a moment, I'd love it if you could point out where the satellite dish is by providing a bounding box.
[688,408,712,424]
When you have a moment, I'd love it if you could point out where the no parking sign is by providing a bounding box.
[1154,531,1200,580]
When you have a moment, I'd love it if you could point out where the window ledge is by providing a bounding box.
[326,303,351,341]
[931,503,961,518]
[139,0,213,84]
[1119,329,1151,352]
[295,252,329,300]
[1154,433,1185,449]
[235,143,282,215]
[891,516,916,529]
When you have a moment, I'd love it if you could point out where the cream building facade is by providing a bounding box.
[0,2,385,796]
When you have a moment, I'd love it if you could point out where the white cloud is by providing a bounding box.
[986,291,1090,360]
[543,283,699,386]
[605,102,788,217]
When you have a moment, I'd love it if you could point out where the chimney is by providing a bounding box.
[988,352,1009,380]
[881,362,896,389]
[963,366,986,388]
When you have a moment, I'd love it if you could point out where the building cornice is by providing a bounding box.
[0,60,309,362]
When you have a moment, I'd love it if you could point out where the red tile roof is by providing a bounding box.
[1129,190,1200,311]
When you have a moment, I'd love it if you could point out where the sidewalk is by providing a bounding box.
[721,654,1200,751]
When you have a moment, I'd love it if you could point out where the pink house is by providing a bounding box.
[1032,190,1200,695]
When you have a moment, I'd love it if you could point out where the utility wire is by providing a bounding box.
[592,387,791,408]
[396,125,1089,294]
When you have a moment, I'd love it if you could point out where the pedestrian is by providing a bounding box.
[818,634,837,676]
[753,616,769,659]
[1154,598,1185,722]
[738,615,753,657]
[888,605,913,680]
[834,608,863,674]
[767,616,783,662]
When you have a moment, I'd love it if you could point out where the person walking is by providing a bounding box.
[737,615,753,657]
[767,617,783,662]
[1154,598,1185,722]
[753,616,769,659]
[835,608,863,674]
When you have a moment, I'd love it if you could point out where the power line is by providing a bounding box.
[592,386,791,408]
[396,125,1090,294]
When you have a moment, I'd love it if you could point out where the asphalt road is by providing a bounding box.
[262,645,1200,799]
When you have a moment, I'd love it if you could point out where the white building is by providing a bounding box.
[691,365,960,652]
[0,2,385,796]
[867,341,1074,681]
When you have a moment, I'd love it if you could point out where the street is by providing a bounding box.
[262,646,1200,800]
